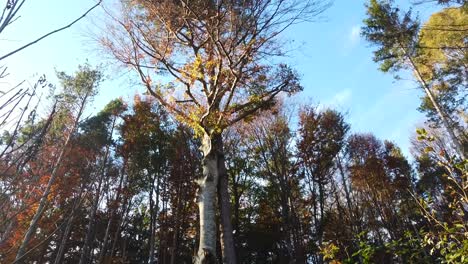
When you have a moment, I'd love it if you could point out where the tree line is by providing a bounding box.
[0,0,466,263]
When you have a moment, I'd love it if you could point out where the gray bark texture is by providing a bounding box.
[54,189,83,264]
[216,136,237,264]
[194,134,219,264]
[194,133,237,264]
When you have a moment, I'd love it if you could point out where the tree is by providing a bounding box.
[297,107,349,262]
[78,98,126,264]
[411,127,468,262]
[103,0,329,262]
[119,95,173,264]
[416,7,467,137]
[361,0,466,159]
[243,110,305,262]
[342,134,424,263]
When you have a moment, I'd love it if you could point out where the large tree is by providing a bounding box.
[416,7,467,139]
[362,0,466,159]
[103,0,329,262]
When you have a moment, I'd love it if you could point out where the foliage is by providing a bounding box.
[416,6,468,128]
[362,0,466,159]
[413,127,468,263]
[362,0,420,73]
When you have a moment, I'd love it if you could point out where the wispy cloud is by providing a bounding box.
[341,24,362,55]
[332,88,352,106]
[349,25,361,45]
[319,88,352,110]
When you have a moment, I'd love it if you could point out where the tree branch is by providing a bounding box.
[0,0,102,61]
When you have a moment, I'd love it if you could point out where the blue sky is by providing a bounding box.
[1,0,442,158]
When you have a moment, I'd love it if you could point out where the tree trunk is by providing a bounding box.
[337,156,353,216]
[169,211,180,264]
[231,173,240,238]
[98,206,115,264]
[318,179,325,258]
[148,174,161,264]
[194,133,219,264]
[54,188,84,264]
[54,210,75,264]
[98,170,125,264]
[148,183,155,264]
[170,175,184,264]
[110,198,131,259]
[280,189,293,262]
[216,135,237,264]
[79,173,104,264]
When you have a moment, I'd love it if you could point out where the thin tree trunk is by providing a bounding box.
[170,175,184,264]
[98,203,115,264]
[337,156,353,215]
[148,174,161,264]
[160,186,168,264]
[15,95,87,262]
[148,183,155,264]
[231,173,240,239]
[318,180,325,254]
[194,133,219,264]
[110,198,131,259]
[79,173,104,264]
[54,187,84,264]
[169,208,180,264]
[98,168,124,264]
[216,135,237,264]
[54,208,76,264]
[122,237,127,261]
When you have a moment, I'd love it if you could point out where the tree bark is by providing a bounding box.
[98,169,125,264]
[54,188,84,264]
[110,198,131,259]
[79,173,104,264]
[148,173,161,264]
[194,133,219,264]
[170,173,185,264]
[216,135,237,264]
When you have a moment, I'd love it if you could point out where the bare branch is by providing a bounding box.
[0,0,102,61]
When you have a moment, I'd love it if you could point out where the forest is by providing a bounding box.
[0,0,466,263]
